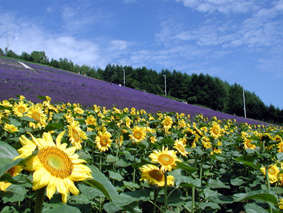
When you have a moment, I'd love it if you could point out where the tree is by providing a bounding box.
[226,83,244,116]
[30,51,48,64]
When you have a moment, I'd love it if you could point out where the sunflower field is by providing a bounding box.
[0,96,282,213]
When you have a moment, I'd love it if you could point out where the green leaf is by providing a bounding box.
[8,118,21,127]
[276,153,283,161]
[176,162,197,173]
[199,202,221,210]
[115,159,130,167]
[1,184,27,203]
[103,202,121,213]
[43,203,81,213]
[0,158,22,177]
[0,206,19,213]
[84,165,119,202]
[20,116,35,122]
[230,177,245,186]
[233,190,278,206]
[45,122,64,131]
[108,171,124,181]
[170,169,201,188]
[244,203,268,213]
[208,179,230,189]
[106,155,118,163]
[234,157,260,169]
[0,141,19,159]
[203,188,220,200]
[123,181,140,190]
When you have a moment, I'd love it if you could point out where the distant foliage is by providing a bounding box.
[1,48,282,124]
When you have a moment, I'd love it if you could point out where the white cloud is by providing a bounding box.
[159,1,283,49]
[0,13,109,67]
[110,40,129,50]
[176,0,258,14]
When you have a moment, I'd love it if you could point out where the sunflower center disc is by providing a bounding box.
[38,147,73,178]
[269,168,276,175]
[158,154,174,165]
[32,112,41,122]
[100,136,108,146]
[18,106,25,113]
[149,169,163,181]
[134,131,141,139]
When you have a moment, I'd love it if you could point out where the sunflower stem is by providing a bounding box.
[192,186,196,213]
[265,167,273,213]
[99,154,102,171]
[153,187,158,213]
[34,188,45,213]
[164,172,168,211]
[132,167,136,183]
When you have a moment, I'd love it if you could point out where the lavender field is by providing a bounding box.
[0,57,262,124]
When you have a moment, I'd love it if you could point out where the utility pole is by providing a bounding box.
[163,74,167,96]
[243,88,247,118]
[123,69,125,86]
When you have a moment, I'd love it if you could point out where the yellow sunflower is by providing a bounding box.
[149,147,181,172]
[0,165,22,191]
[68,121,88,150]
[139,164,174,187]
[13,101,29,117]
[174,140,188,156]
[279,198,283,210]
[201,137,212,149]
[4,123,18,133]
[210,121,222,138]
[162,116,173,130]
[260,164,280,184]
[243,138,256,150]
[14,131,92,203]
[85,115,97,126]
[27,104,47,129]
[96,131,112,152]
[278,142,283,153]
[129,126,146,143]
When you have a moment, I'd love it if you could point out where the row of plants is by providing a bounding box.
[0,96,282,212]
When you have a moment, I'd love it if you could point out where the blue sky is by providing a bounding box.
[0,0,282,108]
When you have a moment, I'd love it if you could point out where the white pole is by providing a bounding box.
[243,88,246,118]
[163,74,167,96]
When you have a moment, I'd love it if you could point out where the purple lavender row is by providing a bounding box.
[0,59,264,125]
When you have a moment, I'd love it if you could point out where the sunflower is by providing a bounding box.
[174,140,188,156]
[14,131,92,203]
[13,101,29,117]
[129,126,146,143]
[162,116,173,130]
[201,137,212,149]
[260,164,280,184]
[278,142,283,152]
[68,121,88,150]
[85,115,97,126]
[139,164,174,187]
[149,147,181,172]
[27,104,47,129]
[0,165,22,191]
[279,198,283,210]
[210,121,222,138]
[4,123,18,133]
[243,138,256,150]
[96,131,112,152]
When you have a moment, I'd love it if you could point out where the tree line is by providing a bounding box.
[1,48,282,124]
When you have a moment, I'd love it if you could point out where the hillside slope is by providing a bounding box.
[0,57,262,124]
